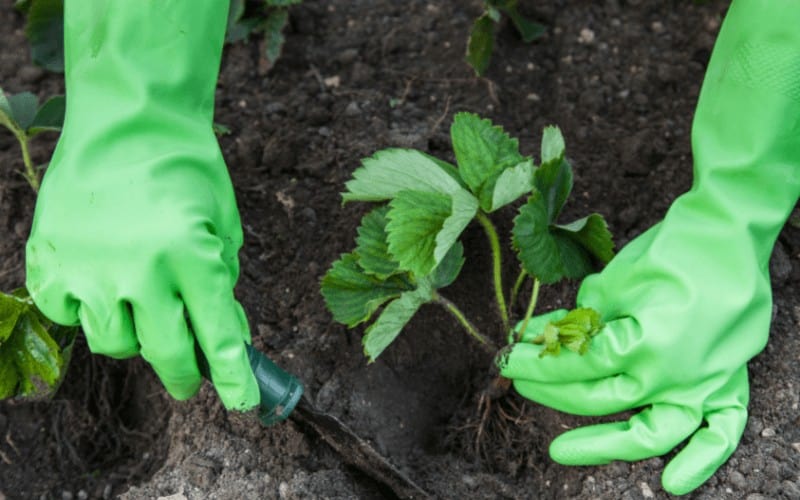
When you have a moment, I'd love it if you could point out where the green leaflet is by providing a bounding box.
[533,308,604,357]
[0,89,65,136]
[385,189,478,277]
[451,113,527,212]
[513,142,614,284]
[490,158,534,212]
[25,0,64,72]
[498,1,545,43]
[355,206,399,279]
[263,8,289,67]
[320,253,413,328]
[5,92,38,131]
[362,280,434,362]
[28,95,65,135]
[430,242,465,289]
[466,13,494,76]
[541,125,566,165]
[513,192,614,284]
[555,214,615,265]
[343,149,466,203]
[0,289,77,400]
[535,128,572,223]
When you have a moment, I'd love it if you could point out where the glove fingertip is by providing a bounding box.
[164,378,203,402]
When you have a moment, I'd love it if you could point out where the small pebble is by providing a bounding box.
[761,427,776,438]
[578,28,595,44]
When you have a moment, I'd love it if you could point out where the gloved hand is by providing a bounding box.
[25,1,259,411]
[498,0,800,495]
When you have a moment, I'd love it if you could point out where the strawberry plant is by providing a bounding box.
[0,87,64,192]
[227,0,304,72]
[322,112,614,364]
[467,1,545,76]
[0,288,77,400]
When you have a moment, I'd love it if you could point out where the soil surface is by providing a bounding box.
[2,1,800,499]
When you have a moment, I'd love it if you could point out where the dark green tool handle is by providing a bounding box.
[197,343,304,425]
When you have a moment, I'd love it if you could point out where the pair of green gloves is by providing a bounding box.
[24,0,800,495]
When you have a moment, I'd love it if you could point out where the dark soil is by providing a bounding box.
[2,1,799,499]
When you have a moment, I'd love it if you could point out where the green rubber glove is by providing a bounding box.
[25,1,259,411]
[498,1,800,495]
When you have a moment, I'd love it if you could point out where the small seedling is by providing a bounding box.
[322,112,613,363]
[227,0,303,72]
[467,1,545,76]
[0,87,65,192]
[0,288,77,401]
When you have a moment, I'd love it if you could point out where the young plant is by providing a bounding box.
[0,288,77,400]
[321,112,614,363]
[467,1,545,76]
[0,87,65,192]
[227,0,303,72]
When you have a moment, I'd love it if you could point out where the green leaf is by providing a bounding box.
[430,242,465,289]
[7,92,39,131]
[262,8,289,67]
[355,206,399,279]
[466,13,494,76]
[343,149,466,203]
[512,192,564,284]
[450,112,526,211]
[489,158,534,211]
[534,155,572,223]
[386,189,478,277]
[0,288,77,401]
[26,0,64,72]
[0,293,27,343]
[555,214,615,265]
[540,125,566,165]
[0,349,19,399]
[321,253,413,327]
[498,2,545,43]
[534,308,604,357]
[513,192,614,284]
[28,95,65,135]
[362,282,433,362]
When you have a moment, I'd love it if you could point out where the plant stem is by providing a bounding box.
[434,292,497,354]
[13,129,39,193]
[516,278,540,343]
[475,211,509,332]
[509,269,527,311]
